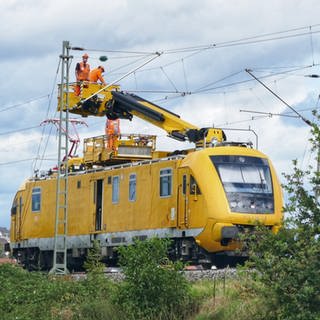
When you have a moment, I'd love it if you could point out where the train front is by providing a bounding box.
[185,145,283,257]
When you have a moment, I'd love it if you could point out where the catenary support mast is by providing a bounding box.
[50,41,72,275]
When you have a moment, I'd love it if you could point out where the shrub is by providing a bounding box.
[244,118,320,320]
[114,237,198,319]
[83,239,105,275]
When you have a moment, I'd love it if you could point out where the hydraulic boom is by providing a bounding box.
[60,83,226,147]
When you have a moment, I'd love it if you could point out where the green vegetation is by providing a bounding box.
[0,262,117,320]
[0,239,199,320]
[0,262,259,320]
[83,239,105,275]
[239,119,320,320]
[115,237,198,319]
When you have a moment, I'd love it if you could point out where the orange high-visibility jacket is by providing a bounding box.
[75,62,90,81]
[89,68,106,84]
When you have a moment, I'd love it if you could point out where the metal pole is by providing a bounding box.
[50,41,71,275]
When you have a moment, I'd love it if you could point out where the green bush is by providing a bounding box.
[114,237,198,319]
[243,118,320,320]
[0,263,115,320]
[83,239,105,276]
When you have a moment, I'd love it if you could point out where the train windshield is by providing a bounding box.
[210,155,274,214]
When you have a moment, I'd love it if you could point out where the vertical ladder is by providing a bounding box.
[50,41,71,275]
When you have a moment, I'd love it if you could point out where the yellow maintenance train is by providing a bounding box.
[9,82,283,270]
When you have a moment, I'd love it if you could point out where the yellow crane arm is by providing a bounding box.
[106,91,226,145]
[58,83,225,145]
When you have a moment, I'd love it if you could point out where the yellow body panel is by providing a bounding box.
[11,159,180,241]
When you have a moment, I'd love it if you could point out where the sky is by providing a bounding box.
[1,0,320,228]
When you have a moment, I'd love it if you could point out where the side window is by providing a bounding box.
[182,175,187,195]
[129,173,136,202]
[190,175,201,195]
[32,187,41,212]
[160,168,172,197]
[112,176,120,204]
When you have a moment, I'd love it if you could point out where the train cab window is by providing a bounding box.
[190,175,201,195]
[160,168,172,197]
[210,155,274,214]
[32,187,41,212]
[112,176,120,204]
[11,199,17,215]
[129,173,136,202]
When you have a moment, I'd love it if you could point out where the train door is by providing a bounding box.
[178,168,189,228]
[94,179,103,231]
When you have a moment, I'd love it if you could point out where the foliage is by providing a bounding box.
[114,237,198,319]
[0,263,116,320]
[0,239,200,320]
[77,300,124,320]
[243,119,320,320]
[83,239,105,276]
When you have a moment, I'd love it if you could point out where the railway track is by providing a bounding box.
[71,267,238,282]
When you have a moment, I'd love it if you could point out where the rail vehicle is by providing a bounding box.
[9,82,283,270]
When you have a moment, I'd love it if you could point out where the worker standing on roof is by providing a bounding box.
[74,53,90,96]
[89,66,106,85]
[105,119,120,150]
[75,53,90,81]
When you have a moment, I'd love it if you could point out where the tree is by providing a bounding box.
[245,119,320,320]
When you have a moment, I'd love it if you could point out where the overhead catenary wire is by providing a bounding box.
[245,68,313,126]
[181,58,189,93]
[71,24,320,58]
[194,64,317,94]
[0,95,49,113]
[1,23,320,172]
[0,63,315,141]
[309,25,315,66]
[160,66,179,92]
[107,54,156,76]
[0,125,39,136]
[33,58,62,173]
[71,24,320,81]
[0,158,38,166]
[162,26,320,54]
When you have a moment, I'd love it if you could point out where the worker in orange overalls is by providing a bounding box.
[105,119,120,151]
[74,53,90,95]
[89,66,106,85]
[75,53,90,81]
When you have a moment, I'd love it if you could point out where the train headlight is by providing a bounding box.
[237,201,244,208]
[230,201,237,209]
[267,202,274,210]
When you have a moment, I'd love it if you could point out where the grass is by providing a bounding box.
[190,276,264,320]
[0,263,266,320]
